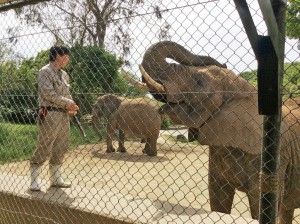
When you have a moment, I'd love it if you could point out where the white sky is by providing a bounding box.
[0,0,299,76]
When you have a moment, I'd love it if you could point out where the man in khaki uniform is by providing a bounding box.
[30,46,79,191]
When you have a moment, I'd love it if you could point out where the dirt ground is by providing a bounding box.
[1,131,300,223]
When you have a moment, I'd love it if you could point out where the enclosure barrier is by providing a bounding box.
[0,0,299,223]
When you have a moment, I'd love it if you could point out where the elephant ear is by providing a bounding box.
[198,96,263,155]
[100,95,124,117]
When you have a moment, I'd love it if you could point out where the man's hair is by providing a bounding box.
[49,45,70,61]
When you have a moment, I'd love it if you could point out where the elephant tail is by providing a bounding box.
[142,41,225,68]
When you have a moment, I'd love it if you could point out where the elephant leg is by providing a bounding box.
[188,127,198,142]
[140,137,146,143]
[143,137,157,156]
[117,130,126,153]
[209,174,235,214]
[277,205,294,224]
[247,190,260,220]
[91,116,103,141]
[106,120,116,153]
[209,146,235,214]
[142,142,147,154]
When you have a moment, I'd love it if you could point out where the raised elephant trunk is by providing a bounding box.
[142,41,226,80]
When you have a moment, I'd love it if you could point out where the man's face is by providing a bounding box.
[57,54,70,68]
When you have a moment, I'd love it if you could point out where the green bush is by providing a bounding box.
[161,116,173,130]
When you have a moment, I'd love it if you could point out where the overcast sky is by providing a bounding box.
[0,0,299,76]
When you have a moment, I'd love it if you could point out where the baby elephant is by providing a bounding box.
[92,94,162,156]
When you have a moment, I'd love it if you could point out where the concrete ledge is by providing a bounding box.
[0,172,258,224]
[0,192,127,224]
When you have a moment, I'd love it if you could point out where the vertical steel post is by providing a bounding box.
[233,1,286,223]
[257,1,286,224]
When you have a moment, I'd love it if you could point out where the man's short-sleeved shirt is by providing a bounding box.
[37,63,73,108]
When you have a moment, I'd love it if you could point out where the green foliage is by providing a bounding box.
[161,116,173,130]
[283,62,300,98]
[0,122,37,164]
[0,124,9,145]
[239,62,300,99]
[0,42,15,61]
[0,45,133,122]
[69,123,103,146]
[0,50,48,123]
[111,72,147,98]
[69,45,123,115]
[286,0,300,39]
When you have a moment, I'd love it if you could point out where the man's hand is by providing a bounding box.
[68,110,78,116]
[67,102,79,116]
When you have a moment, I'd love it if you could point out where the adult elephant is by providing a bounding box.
[91,94,162,156]
[208,97,300,221]
[126,41,300,224]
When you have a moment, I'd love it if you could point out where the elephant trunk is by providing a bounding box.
[141,41,226,81]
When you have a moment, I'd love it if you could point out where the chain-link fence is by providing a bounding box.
[0,0,299,223]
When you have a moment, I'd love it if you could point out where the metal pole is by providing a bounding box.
[259,115,281,224]
[233,0,286,223]
[258,1,286,224]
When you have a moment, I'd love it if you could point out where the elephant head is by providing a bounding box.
[123,41,300,224]
[127,41,262,154]
[91,94,125,138]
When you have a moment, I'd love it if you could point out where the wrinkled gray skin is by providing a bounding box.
[139,41,300,224]
[91,94,162,156]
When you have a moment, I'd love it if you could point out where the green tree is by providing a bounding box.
[13,0,166,58]
[69,44,123,114]
[0,50,48,123]
[239,62,300,100]
[1,44,145,122]
[111,72,147,98]
[286,0,300,39]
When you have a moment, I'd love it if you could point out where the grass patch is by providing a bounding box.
[0,122,103,164]
[0,122,37,164]
[69,123,103,146]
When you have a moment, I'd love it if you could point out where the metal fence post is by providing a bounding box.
[258,1,286,224]
[234,0,286,223]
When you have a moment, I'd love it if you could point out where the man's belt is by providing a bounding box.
[44,106,67,113]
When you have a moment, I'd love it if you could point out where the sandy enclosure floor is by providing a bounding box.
[1,132,300,223]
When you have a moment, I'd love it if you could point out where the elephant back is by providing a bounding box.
[117,98,161,136]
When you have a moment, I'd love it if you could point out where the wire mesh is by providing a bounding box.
[0,0,299,223]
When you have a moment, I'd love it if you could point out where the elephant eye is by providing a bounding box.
[196,79,203,86]
[191,75,203,87]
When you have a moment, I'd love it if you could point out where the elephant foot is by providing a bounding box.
[117,147,127,153]
[143,148,157,156]
[140,138,146,143]
[106,147,116,153]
